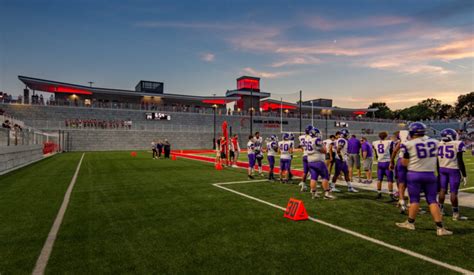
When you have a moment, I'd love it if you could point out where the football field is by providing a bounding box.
[1,151,474,273]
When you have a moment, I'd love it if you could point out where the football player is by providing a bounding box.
[396,122,452,236]
[247,135,256,179]
[323,135,336,174]
[307,127,334,199]
[390,131,409,214]
[438,128,468,220]
[298,125,313,192]
[372,132,396,200]
[279,133,293,183]
[266,135,279,181]
[360,136,373,184]
[288,133,295,180]
[330,129,358,193]
[254,132,264,176]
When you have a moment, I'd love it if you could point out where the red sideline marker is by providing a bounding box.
[284,198,308,221]
[130,151,137,157]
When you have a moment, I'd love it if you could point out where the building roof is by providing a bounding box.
[225,89,271,98]
[236,76,260,81]
[18,75,239,104]
[260,99,378,113]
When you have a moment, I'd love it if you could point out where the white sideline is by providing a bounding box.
[459,186,474,191]
[213,180,473,274]
[32,153,85,275]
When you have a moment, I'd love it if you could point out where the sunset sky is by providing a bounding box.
[1,0,473,109]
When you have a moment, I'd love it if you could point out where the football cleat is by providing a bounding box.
[452,213,468,221]
[330,187,341,193]
[436,227,453,236]
[311,191,320,199]
[324,193,335,200]
[348,187,359,193]
[400,205,407,214]
[298,182,307,192]
[396,221,415,230]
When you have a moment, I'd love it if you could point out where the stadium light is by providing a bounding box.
[321,109,332,138]
[213,104,218,148]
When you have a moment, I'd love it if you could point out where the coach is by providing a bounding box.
[347,134,362,182]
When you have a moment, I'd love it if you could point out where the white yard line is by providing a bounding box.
[213,179,473,274]
[32,153,85,275]
[459,186,474,191]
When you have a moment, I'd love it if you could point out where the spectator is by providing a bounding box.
[163,139,171,158]
[156,140,163,158]
[152,141,157,159]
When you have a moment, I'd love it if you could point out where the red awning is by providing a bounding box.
[202,99,230,105]
[261,101,297,111]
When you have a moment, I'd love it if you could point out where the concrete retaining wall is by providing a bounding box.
[0,145,43,174]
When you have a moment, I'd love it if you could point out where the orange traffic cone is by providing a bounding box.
[171,155,177,161]
[130,151,137,157]
[215,162,223,170]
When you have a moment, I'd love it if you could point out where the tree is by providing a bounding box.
[438,104,454,119]
[397,105,434,121]
[418,98,442,118]
[454,92,474,118]
[367,102,393,119]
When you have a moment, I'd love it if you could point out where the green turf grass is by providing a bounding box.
[2,151,473,273]
[0,153,83,273]
[42,152,471,273]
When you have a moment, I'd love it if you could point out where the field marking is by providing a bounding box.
[213,180,473,274]
[32,153,85,275]
[459,186,474,191]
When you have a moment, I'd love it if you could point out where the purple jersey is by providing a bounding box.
[361,141,373,158]
[347,137,361,154]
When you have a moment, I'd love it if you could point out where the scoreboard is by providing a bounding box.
[335,121,349,128]
[145,112,171,120]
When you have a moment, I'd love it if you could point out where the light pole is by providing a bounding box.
[321,109,332,139]
[311,100,314,126]
[250,88,253,135]
[299,90,302,134]
[213,104,217,148]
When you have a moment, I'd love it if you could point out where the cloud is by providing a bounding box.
[242,67,292,79]
[306,15,412,31]
[419,36,474,61]
[271,56,321,67]
[365,36,472,75]
[200,53,215,62]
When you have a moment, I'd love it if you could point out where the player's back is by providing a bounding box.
[438,140,464,169]
[299,134,308,155]
[404,137,439,172]
[307,137,325,162]
[372,139,392,162]
[279,140,292,159]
